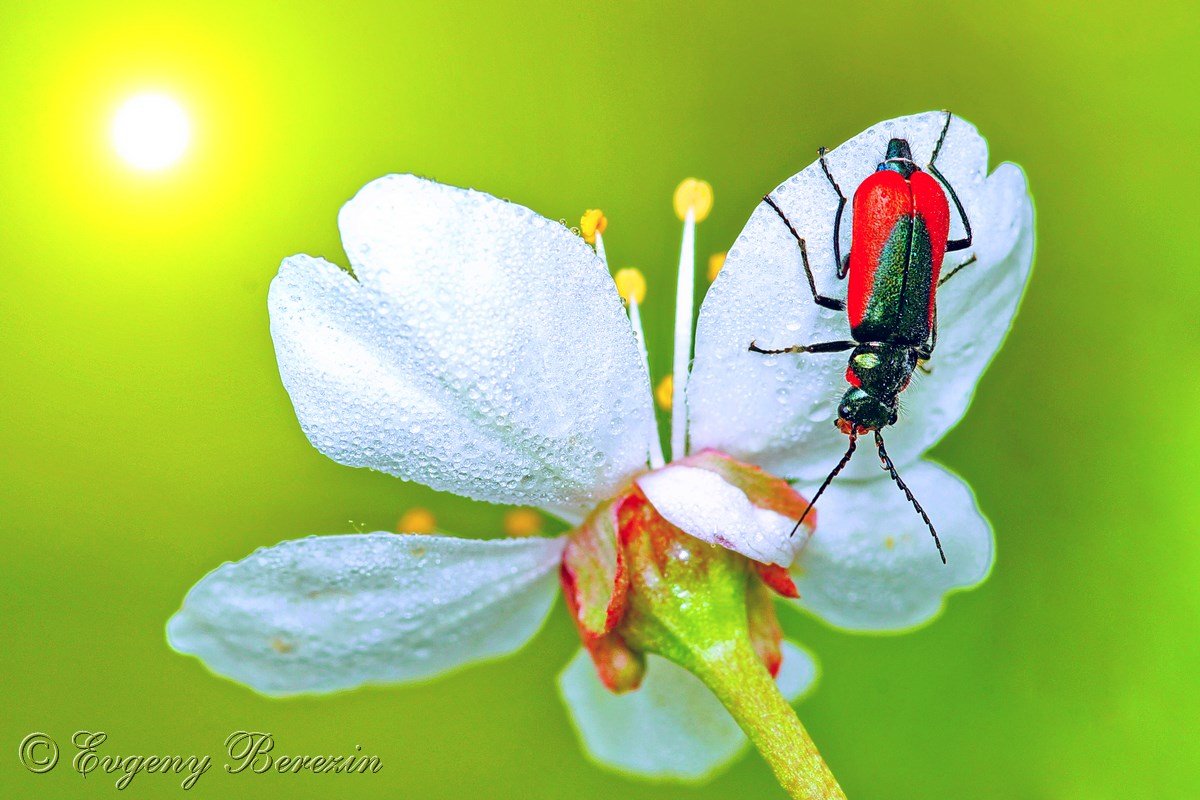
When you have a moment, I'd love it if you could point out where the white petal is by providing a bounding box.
[636,465,803,566]
[270,175,656,518]
[790,461,992,630]
[687,112,1034,481]
[558,641,816,781]
[167,533,564,696]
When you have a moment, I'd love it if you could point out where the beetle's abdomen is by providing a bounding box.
[847,170,951,345]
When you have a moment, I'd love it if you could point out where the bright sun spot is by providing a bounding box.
[111,93,191,171]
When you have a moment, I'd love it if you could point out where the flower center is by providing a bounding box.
[559,449,810,692]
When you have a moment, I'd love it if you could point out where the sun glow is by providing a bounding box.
[110,92,191,171]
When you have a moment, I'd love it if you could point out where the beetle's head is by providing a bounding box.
[836,387,897,434]
[879,138,918,177]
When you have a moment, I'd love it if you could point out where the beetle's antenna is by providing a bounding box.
[930,111,953,166]
[790,430,857,537]
[874,431,947,564]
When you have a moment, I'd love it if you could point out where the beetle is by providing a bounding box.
[748,112,976,563]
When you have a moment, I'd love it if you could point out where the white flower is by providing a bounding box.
[168,111,1033,781]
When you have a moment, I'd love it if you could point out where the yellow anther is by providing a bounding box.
[397,507,437,534]
[707,251,727,282]
[884,536,896,550]
[673,178,713,222]
[580,209,608,244]
[614,267,647,305]
[269,637,295,654]
[504,508,543,537]
[655,375,674,411]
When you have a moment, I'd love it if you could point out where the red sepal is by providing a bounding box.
[561,562,645,692]
[560,497,628,636]
[754,561,799,599]
[747,579,785,678]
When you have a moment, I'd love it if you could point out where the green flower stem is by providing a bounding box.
[687,638,846,800]
[615,501,845,799]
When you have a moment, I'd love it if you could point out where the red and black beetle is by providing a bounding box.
[749,112,976,563]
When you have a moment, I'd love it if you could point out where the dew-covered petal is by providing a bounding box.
[635,464,804,566]
[270,175,657,518]
[558,641,816,781]
[167,533,565,696]
[790,461,992,630]
[687,112,1034,481]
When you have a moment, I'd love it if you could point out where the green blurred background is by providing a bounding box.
[2,1,1197,797]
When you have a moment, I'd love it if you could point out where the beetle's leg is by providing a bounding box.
[818,147,850,279]
[928,112,973,252]
[934,165,973,252]
[938,254,978,287]
[762,194,845,312]
[748,339,856,356]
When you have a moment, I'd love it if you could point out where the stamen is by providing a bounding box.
[503,508,543,537]
[707,251,726,282]
[655,375,674,410]
[581,209,610,266]
[599,226,665,470]
[673,178,713,222]
[614,267,647,305]
[669,178,711,459]
[397,507,437,534]
[615,267,666,468]
[580,208,607,244]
